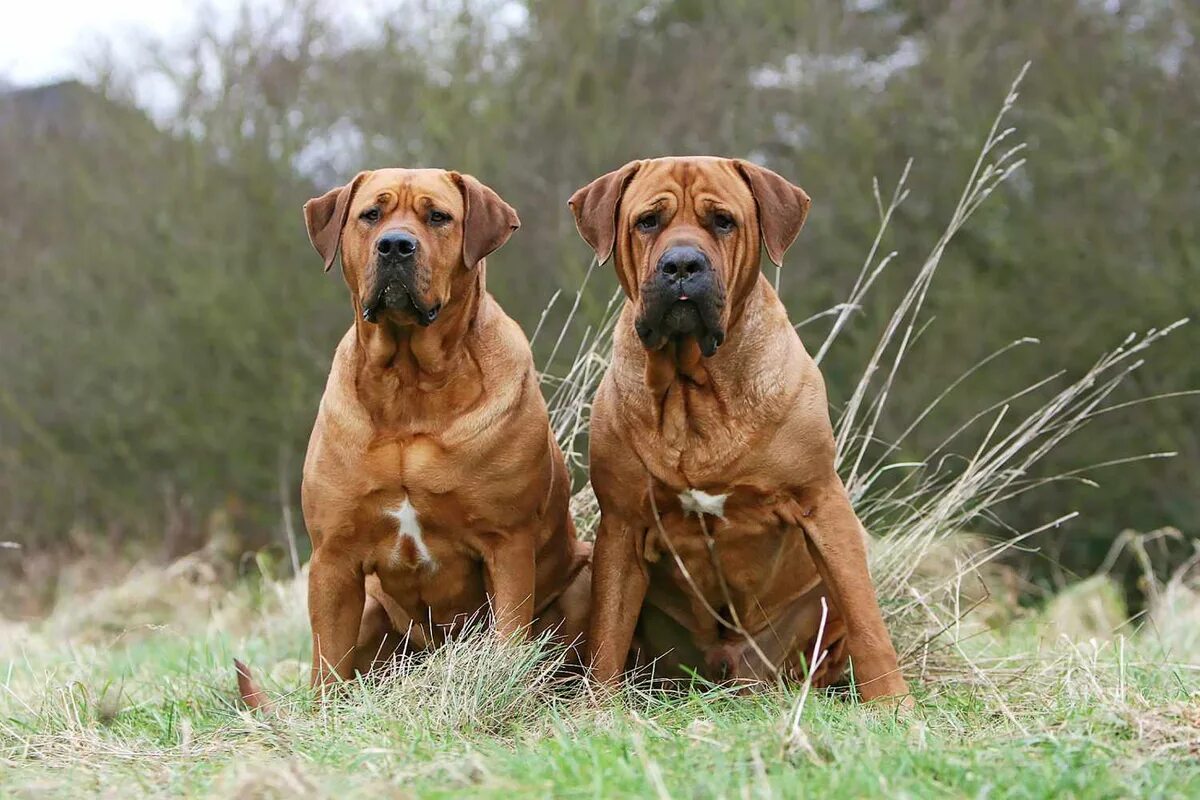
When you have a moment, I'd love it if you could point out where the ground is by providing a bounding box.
[2,554,1198,799]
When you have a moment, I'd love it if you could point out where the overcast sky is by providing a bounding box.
[0,0,246,86]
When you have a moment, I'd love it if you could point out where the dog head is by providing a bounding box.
[304,168,519,326]
[569,157,809,356]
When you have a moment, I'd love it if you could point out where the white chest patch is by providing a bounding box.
[678,488,729,518]
[386,499,435,568]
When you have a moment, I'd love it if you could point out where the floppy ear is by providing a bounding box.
[303,171,368,272]
[451,172,520,269]
[568,160,643,264]
[734,160,811,267]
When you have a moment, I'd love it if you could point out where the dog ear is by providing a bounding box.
[734,160,811,267]
[451,172,520,270]
[568,160,643,264]
[303,172,369,272]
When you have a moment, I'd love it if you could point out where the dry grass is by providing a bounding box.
[535,65,1189,679]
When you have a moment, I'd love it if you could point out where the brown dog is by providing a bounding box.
[242,168,590,704]
[569,157,909,702]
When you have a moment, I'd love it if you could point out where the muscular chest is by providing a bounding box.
[301,432,486,592]
[330,450,494,625]
[643,484,820,603]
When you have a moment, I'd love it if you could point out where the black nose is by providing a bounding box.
[377,231,418,258]
[657,246,710,279]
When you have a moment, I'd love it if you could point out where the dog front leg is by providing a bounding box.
[308,547,366,695]
[485,532,536,638]
[798,479,910,704]
[587,516,649,684]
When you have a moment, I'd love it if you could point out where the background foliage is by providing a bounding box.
[1,0,1196,595]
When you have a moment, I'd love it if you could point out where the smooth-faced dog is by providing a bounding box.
[239,168,590,706]
[569,157,909,703]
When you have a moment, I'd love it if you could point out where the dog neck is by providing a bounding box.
[636,274,784,392]
[352,265,486,392]
[620,275,799,447]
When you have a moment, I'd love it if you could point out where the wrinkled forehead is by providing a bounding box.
[353,168,463,214]
[624,157,754,212]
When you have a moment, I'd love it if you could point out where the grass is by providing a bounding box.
[2,567,1199,798]
[3,68,1198,798]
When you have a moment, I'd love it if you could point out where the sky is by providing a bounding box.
[0,0,246,86]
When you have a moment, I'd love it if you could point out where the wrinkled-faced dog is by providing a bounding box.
[239,169,590,706]
[570,157,909,703]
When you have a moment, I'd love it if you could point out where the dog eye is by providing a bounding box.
[428,209,452,225]
[360,207,380,223]
[635,212,659,232]
[712,213,736,233]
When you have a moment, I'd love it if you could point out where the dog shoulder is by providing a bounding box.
[305,327,375,474]
[474,293,538,371]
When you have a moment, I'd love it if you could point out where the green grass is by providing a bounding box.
[3,564,1198,799]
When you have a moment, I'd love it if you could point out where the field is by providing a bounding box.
[2,550,1199,798]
